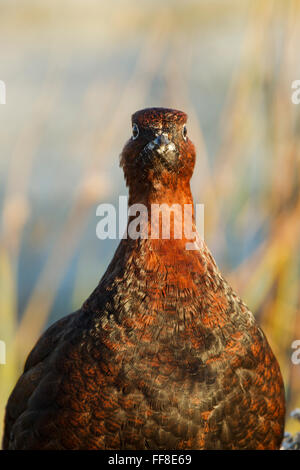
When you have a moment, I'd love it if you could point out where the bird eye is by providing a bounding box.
[182,125,187,141]
[132,123,139,140]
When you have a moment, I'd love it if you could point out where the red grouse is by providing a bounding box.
[3,108,285,450]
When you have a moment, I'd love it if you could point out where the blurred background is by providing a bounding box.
[0,0,300,443]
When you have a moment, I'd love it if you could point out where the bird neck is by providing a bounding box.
[82,182,217,320]
[128,178,194,207]
[127,181,195,239]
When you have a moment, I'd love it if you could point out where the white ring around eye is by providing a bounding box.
[132,123,139,140]
[182,125,187,141]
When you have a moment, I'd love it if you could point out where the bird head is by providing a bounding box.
[120,108,196,204]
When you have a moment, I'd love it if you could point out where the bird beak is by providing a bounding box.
[139,132,178,171]
[147,133,176,155]
[153,132,170,146]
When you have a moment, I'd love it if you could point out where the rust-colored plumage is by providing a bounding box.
[3,108,285,450]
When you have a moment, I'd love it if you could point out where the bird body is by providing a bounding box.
[3,108,285,450]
